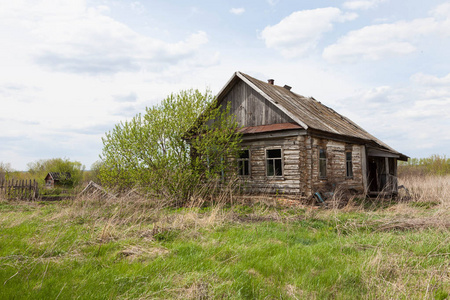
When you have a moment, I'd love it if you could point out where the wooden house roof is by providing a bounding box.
[45,172,71,181]
[216,71,407,160]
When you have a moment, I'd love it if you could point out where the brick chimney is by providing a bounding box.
[267,79,274,85]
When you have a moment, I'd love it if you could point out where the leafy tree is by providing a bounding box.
[27,158,85,187]
[83,160,104,184]
[398,154,450,176]
[0,162,13,181]
[99,89,242,205]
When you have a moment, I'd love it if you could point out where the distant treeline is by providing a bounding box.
[398,154,450,176]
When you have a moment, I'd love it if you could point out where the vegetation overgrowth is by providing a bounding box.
[1,174,449,299]
[99,89,242,206]
[1,158,85,189]
[398,154,450,177]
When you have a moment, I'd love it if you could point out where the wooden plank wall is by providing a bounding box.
[220,80,294,127]
[240,135,302,195]
[235,134,369,196]
[310,138,365,194]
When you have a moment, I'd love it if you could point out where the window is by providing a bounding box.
[266,149,282,176]
[319,148,327,178]
[238,150,250,176]
[346,151,353,178]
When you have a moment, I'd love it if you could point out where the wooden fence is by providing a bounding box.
[0,179,39,200]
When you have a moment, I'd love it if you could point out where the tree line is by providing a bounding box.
[0,158,85,188]
[2,89,243,205]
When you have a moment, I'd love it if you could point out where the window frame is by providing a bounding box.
[265,147,283,178]
[346,151,353,178]
[237,149,251,177]
[319,148,327,179]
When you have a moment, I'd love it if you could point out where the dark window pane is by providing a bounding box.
[240,150,249,159]
[267,149,281,158]
[319,160,327,177]
[244,161,249,176]
[238,160,249,176]
[267,159,274,176]
[346,152,352,161]
[319,149,326,159]
[319,148,327,178]
[346,161,353,177]
[238,160,244,175]
[346,152,353,177]
[238,150,250,176]
[275,159,282,176]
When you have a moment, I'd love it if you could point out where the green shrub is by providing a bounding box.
[99,89,242,205]
[398,154,450,177]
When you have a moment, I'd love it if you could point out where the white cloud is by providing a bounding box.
[230,7,245,15]
[130,1,145,14]
[113,92,138,103]
[266,0,279,6]
[429,2,450,19]
[323,18,440,62]
[1,0,210,75]
[429,2,450,37]
[336,72,450,155]
[411,72,450,87]
[260,8,357,58]
[0,0,218,170]
[324,3,450,63]
[342,0,387,11]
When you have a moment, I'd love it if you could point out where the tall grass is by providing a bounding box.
[398,175,450,207]
[1,173,449,299]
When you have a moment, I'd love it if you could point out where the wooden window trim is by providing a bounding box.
[265,147,284,178]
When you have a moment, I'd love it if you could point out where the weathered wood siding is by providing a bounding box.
[310,138,365,194]
[237,135,366,196]
[220,80,294,127]
[213,79,369,197]
[239,135,303,195]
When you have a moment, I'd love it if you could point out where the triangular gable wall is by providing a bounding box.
[218,78,295,128]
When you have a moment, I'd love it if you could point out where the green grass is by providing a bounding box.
[0,198,449,299]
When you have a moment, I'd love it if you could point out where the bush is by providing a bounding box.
[99,89,242,205]
[398,155,450,177]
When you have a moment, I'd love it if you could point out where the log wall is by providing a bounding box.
[240,135,302,195]
[238,134,366,196]
[310,137,365,194]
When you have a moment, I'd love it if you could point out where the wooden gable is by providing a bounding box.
[218,79,295,128]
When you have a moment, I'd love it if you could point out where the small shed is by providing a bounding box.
[44,172,71,188]
[200,71,408,197]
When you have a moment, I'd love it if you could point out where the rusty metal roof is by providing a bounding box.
[219,71,406,158]
[240,122,303,134]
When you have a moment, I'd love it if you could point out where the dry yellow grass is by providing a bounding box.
[398,174,450,207]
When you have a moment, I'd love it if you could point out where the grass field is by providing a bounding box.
[0,176,449,299]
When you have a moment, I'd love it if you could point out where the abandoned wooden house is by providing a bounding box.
[210,71,408,197]
[44,172,71,189]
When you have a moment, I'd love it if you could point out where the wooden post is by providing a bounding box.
[361,145,368,195]
[385,157,390,193]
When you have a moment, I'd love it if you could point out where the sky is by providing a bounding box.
[1,0,450,170]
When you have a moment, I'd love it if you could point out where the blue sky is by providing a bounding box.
[1,0,449,170]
